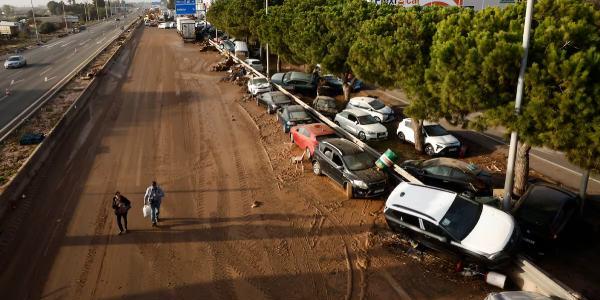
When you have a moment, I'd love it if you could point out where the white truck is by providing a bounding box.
[176,17,196,42]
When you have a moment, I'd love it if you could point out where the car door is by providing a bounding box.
[320,146,336,178]
[420,219,454,254]
[448,168,474,194]
[403,119,415,143]
[329,151,346,186]
[345,114,359,135]
[296,127,310,149]
[423,165,454,191]
[337,113,351,131]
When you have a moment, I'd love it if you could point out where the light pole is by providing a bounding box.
[95,0,100,21]
[30,0,40,44]
[62,1,69,33]
[105,0,109,19]
[265,0,269,78]
[502,0,534,211]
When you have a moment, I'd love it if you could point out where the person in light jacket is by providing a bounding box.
[144,181,165,227]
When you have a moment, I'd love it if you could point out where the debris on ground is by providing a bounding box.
[251,201,262,208]
[197,41,212,52]
[220,65,249,86]
[19,133,45,145]
[210,57,235,71]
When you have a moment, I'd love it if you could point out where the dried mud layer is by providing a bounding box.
[0,21,140,188]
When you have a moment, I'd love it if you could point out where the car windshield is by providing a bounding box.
[7,57,20,61]
[342,152,374,171]
[272,94,290,104]
[424,125,449,137]
[515,186,571,227]
[422,158,482,176]
[251,78,268,85]
[357,115,379,125]
[439,196,482,241]
[283,72,292,82]
[368,99,385,110]
[289,110,310,120]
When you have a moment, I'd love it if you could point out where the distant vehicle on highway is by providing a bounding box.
[276,105,313,133]
[512,183,580,248]
[270,71,317,96]
[256,91,292,114]
[400,158,493,197]
[385,182,521,268]
[290,123,337,159]
[312,138,388,199]
[346,96,394,123]
[4,55,27,69]
[247,77,271,96]
[334,109,388,141]
[396,118,461,156]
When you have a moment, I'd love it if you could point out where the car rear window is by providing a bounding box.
[515,186,571,227]
[439,196,482,241]
[368,99,385,110]
[272,95,291,104]
[424,125,449,137]
[289,111,309,120]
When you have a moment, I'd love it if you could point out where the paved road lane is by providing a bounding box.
[0,13,139,137]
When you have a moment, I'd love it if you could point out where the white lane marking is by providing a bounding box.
[44,76,56,82]
[0,94,8,102]
[40,66,53,76]
[79,38,91,46]
[10,79,24,86]
[96,37,106,44]
[43,41,64,49]
[61,40,74,47]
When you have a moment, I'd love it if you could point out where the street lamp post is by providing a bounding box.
[30,0,40,44]
[502,0,535,211]
[62,1,69,33]
[265,0,269,78]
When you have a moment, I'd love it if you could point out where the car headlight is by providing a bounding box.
[286,121,295,126]
[351,180,369,189]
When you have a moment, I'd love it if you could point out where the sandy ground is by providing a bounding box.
[0,28,494,299]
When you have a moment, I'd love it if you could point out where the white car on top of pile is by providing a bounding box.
[345,96,395,123]
[396,118,461,156]
[247,77,272,96]
[384,182,520,267]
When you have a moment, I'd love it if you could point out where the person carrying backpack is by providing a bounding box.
[143,181,165,227]
[112,191,131,235]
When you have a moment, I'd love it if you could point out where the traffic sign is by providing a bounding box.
[176,0,196,15]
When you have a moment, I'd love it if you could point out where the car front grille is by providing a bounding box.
[369,180,386,190]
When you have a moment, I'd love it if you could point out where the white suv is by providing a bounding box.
[396,118,461,156]
[345,96,394,123]
[384,182,520,267]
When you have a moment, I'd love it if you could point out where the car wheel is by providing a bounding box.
[345,183,353,199]
[358,132,366,141]
[305,147,311,160]
[397,132,405,142]
[312,161,322,175]
[374,116,381,123]
[425,144,435,156]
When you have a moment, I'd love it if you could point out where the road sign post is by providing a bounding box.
[175,0,196,15]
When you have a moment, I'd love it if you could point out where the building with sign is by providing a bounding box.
[369,0,515,11]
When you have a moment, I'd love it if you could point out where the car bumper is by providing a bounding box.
[4,64,19,68]
[353,186,387,198]
[365,132,388,141]
[251,87,271,94]
[435,145,461,155]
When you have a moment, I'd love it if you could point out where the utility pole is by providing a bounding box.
[62,1,69,33]
[30,0,40,44]
[265,0,269,78]
[95,0,100,21]
[502,0,534,211]
[84,2,90,22]
[105,0,109,19]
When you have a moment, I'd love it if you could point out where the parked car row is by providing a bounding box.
[233,46,581,270]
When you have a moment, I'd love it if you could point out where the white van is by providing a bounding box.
[234,41,249,59]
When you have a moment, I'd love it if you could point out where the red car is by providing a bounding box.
[290,123,337,158]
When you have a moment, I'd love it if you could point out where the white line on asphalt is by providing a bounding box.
[61,40,74,47]
[44,76,56,82]
[96,37,106,44]
[79,38,91,46]
[44,41,64,49]
[40,66,53,76]
[0,95,8,102]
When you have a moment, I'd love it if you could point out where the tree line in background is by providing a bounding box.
[209,0,599,197]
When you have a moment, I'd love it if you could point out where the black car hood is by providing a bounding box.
[350,167,387,183]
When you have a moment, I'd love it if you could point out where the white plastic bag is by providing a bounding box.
[143,204,151,218]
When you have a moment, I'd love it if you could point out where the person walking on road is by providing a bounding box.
[112,191,131,235]
[144,181,165,227]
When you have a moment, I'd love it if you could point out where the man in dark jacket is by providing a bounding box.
[112,191,131,235]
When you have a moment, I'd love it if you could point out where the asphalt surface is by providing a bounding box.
[379,90,600,195]
[0,13,139,138]
[0,28,494,299]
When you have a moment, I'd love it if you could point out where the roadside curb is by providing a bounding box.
[0,19,142,223]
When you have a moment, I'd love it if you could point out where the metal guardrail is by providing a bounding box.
[207,39,582,300]
[0,16,140,144]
